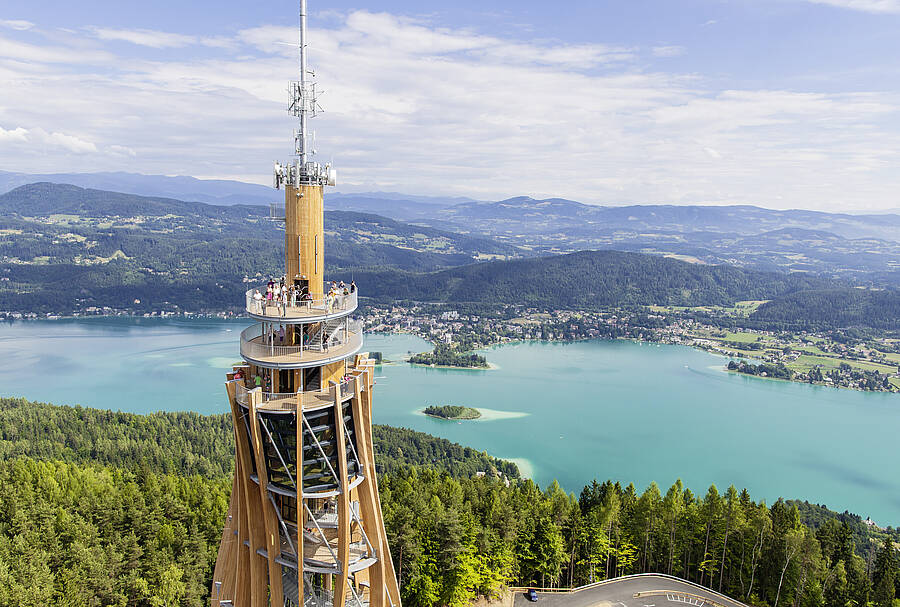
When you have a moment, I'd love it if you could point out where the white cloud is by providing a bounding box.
[0,10,898,212]
[42,129,98,153]
[108,144,137,157]
[0,20,34,31]
[803,0,900,13]
[0,34,112,64]
[90,27,197,48]
[652,45,686,58]
[0,126,29,142]
[0,126,98,153]
[88,27,235,50]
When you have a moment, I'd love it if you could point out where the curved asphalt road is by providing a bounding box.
[512,575,749,607]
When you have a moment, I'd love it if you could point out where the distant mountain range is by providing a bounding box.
[2,173,900,285]
[1,182,897,329]
[0,170,279,207]
[0,170,477,209]
[426,196,900,241]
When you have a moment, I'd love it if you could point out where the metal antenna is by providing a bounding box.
[274,0,336,190]
[297,0,308,166]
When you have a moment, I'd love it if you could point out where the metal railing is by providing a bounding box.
[239,320,362,363]
[234,378,357,410]
[246,287,357,320]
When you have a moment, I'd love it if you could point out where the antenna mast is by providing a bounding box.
[297,0,308,167]
[274,0,335,190]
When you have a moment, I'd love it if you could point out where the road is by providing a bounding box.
[512,575,750,607]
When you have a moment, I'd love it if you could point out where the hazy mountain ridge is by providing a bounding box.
[434,197,900,240]
[0,171,479,210]
[0,170,278,206]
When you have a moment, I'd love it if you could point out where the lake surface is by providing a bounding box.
[1,317,898,526]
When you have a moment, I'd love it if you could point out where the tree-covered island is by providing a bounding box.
[423,405,482,420]
[408,343,488,368]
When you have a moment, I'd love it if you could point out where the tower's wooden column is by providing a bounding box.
[248,391,285,607]
[351,374,387,607]
[333,383,352,607]
[285,184,325,297]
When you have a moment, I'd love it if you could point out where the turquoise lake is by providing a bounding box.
[1,317,898,525]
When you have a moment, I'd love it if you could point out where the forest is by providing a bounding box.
[0,397,897,607]
[350,252,900,331]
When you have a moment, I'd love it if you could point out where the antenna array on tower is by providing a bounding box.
[274,0,335,189]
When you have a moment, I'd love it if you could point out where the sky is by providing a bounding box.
[1,0,899,211]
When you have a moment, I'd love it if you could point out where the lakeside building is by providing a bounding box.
[210,3,401,606]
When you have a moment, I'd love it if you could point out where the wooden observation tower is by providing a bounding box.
[210,3,401,606]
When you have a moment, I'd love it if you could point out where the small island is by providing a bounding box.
[423,405,482,420]
[409,344,488,368]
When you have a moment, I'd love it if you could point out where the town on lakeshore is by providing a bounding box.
[362,304,900,393]
[4,296,898,393]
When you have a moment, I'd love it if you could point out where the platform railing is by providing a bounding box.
[234,377,357,410]
[239,320,362,363]
[246,287,357,320]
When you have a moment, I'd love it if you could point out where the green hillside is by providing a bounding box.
[751,288,900,331]
[0,183,519,314]
[350,251,900,329]
[353,250,835,307]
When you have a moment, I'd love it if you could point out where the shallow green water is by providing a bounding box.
[1,317,898,525]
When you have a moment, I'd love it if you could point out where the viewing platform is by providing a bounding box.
[239,320,363,369]
[246,287,357,322]
[234,377,357,412]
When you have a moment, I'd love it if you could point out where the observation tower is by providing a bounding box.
[211,3,401,606]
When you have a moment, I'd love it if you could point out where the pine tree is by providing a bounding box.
[872,540,896,607]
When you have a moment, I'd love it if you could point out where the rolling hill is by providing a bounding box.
[347,250,900,330]
[351,250,836,308]
[0,183,520,314]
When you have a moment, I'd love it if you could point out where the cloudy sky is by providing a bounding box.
[1,0,899,211]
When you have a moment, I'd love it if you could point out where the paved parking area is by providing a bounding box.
[512,575,749,607]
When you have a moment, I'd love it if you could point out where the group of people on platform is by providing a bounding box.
[250,277,356,316]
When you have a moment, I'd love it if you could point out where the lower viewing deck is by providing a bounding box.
[234,379,356,412]
[240,320,363,369]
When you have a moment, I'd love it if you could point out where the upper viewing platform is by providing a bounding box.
[246,285,357,323]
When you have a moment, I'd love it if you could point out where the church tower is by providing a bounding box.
[211,3,401,606]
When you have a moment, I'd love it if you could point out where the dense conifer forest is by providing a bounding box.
[0,398,897,607]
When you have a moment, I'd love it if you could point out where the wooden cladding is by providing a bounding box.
[211,361,400,607]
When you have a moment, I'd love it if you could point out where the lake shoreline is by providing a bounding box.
[2,320,898,524]
[408,361,496,371]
